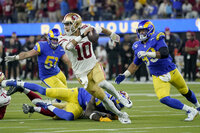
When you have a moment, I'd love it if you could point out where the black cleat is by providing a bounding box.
[22,104,35,114]
[7,86,24,96]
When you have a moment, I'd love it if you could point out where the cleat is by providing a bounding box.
[118,97,133,109]
[184,107,198,121]
[118,112,131,124]
[22,104,35,114]
[7,86,24,96]
[196,107,200,114]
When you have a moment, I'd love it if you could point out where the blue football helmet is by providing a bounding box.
[47,28,61,48]
[136,20,155,41]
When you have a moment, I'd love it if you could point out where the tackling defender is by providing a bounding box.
[2,80,129,122]
[58,13,132,124]
[115,20,200,121]
[5,28,71,89]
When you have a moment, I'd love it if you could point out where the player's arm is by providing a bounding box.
[85,96,112,122]
[60,54,72,69]
[100,27,120,42]
[5,49,39,62]
[60,27,93,50]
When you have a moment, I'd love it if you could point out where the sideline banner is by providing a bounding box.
[0,18,200,36]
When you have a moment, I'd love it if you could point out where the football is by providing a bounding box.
[0,72,5,83]
[87,28,99,43]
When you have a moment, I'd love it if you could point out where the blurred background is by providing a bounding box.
[0,0,200,82]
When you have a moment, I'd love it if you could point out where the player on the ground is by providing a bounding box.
[5,28,71,89]
[2,80,130,122]
[58,12,132,124]
[115,20,200,121]
[0,72,11,120]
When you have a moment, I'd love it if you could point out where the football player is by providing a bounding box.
[115,20,200,121]
[0,72,11,120]
[2,80,130,122]
[58,13,132,124]
[5,28,71,89]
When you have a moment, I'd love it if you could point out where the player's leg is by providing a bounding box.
[87,76,131,124]
[0,106,7,119]
[56,71,67,87]
[93,63,132,108]
[153,73,198,121]
[170,68,200,114]
[43,73,67,88]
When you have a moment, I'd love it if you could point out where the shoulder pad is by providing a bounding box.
[156,32,165,40]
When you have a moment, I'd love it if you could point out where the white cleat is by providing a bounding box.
[184,107,198,121]
[119,97,133,109]
[118,112,131,124]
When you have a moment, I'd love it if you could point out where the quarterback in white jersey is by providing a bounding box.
[59,13,132,124]
[0,72,11,119]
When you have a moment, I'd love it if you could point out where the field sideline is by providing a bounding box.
[0,81,200,133]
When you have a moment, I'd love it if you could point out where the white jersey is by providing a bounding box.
[0,88,11,107]
[59,24,98,78]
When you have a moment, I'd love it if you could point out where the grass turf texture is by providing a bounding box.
[0,82,200,133]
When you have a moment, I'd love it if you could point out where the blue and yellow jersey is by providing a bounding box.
[132,31,176,76]
[33,41,65,80]
[77,88,124,112]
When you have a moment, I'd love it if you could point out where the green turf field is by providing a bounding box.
[1,82,200,133]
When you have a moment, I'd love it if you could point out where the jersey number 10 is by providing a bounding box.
[75,42,92,61]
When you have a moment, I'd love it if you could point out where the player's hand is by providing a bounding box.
[110,32,120,42]
[115,74,125,84]
[5,55,17,62]
[137,51,147,58]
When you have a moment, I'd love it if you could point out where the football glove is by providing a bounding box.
[110,32,120,42]
[115,74,125,84]
[5,55,19,62]
[99,116,112,122]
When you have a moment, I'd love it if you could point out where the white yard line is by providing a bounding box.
[24,125,200,133]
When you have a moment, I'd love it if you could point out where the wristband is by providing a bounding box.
[123,70,131,78]
[15,55,19,60]
[81,33,86,38]
[74,36,82,43]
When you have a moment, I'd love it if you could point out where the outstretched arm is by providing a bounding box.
[5,49,39,62]
[61,54,72,69]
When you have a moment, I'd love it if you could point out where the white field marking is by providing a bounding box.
[24,125,200,133]
[30,128,70,131]
[0,126,29,129]
[29,80,200,84]
[0,118,52,122]
[130,113,184,117]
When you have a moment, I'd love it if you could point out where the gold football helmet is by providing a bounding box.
[62,13,82,35]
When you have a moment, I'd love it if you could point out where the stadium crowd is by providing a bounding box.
[0,0,200,23]
[0,0,200,81]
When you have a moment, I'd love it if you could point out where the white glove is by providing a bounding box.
[110,32,120,42]
[5,55,19,62]
[80,76,88,89]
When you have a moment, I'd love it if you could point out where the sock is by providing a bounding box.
[23,88,30,94]
[182,104,191,112]
[160,96,184,110]
[182,89,198,105]
[102,96,122,117]
[39,107,55,117]
[99,80,120,99]
[24,82,46,95]
[27,91,42,101]
[34,107,41,112]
